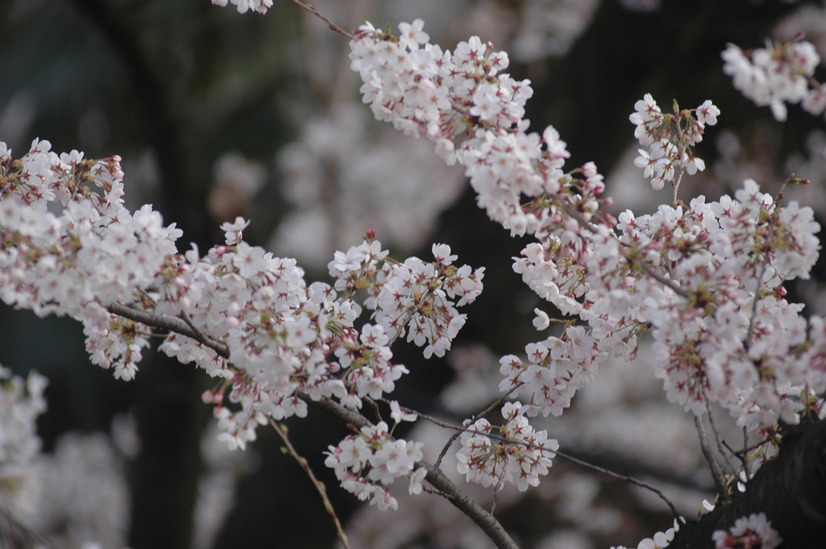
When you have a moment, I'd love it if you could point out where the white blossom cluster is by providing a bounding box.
[0,367,47,518]
[0,372,129,548]
[341,424,623,549]
[499,324,607,417]
[345,20,618,428]
[348,19,825,473]
[329,240,484,360]
[629,93,720,191]
[722,38,826,121]
[348,21,618,425]
[0,139,180,381]
[349,17,603,316]
[606,182,823,431]
[323,420,426,511]
[0,139,484,507]
[712,512,781,549]
[159,230,480,451]
[210,0,272,15]
[349,20,533,171]
[456,402,558,491]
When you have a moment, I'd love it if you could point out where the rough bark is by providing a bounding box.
[669,419,826,548]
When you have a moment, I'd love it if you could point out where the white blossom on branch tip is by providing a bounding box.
[456,402,558,492]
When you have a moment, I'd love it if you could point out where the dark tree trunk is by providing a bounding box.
[669,419,826,548]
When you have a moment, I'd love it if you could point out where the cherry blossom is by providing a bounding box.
[629,93,719,194]
[722,38,821,121]
[3,5,826,548]
[323,421,424,511]
[0,367,47,514]
[610,520,680,549]
[211,0,272,15]
[348,17,824,476]
[0,368,130,547]
[389,400,417,423]
[456,402,558,492]
[0,137,483,463]
[329,240,484,360]
[712,513,781,549]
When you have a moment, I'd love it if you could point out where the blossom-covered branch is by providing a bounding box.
[4,2,826,548]
[346,20,824,446]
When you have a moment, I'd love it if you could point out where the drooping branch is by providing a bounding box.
[107,303,520,549]
[399,403,685,523]
[300,395,520,549]
[269,419,352,549]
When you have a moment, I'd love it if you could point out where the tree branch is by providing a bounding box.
[106,304,519,549]
[300,394,520,549]
[695,415,731,505]
[107,302,229,358]
[406,404,685,523]
[287,0,354,38]
[669,419,826,548]
[0,505,60,549]
[269,419,352,549]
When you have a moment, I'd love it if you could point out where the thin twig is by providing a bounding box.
[704,401,735,476]
[743,260,769,350]
[694,415,730,505]
[491,467,507,515]
[633,255,692,300]
[672,168,685,205]
[107,302,229,358]
[299,394,520,549]
[411,388,520,470]
[364,397,382,424]
[552,447,685,524]
[0,505,61,549]
[407,406,684,523]
[269,419,352,549]
[287,0,353,38]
